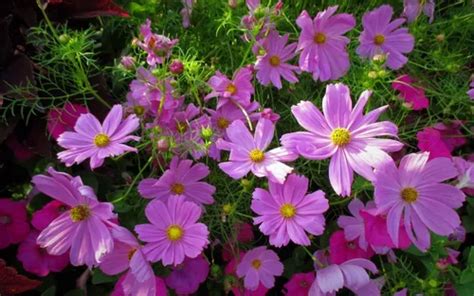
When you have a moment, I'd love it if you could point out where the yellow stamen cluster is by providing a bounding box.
[94,133,110,148]
[330,128,351,146]
[70,205,91,222]
[251,259,262,270]
[226,83,237,95]
[314,33,326,44]
[166,225,184,241]
[269,56,281,66]
[280,203,296,219]
[401,187,418,203]
[374,34,385,45]
[249,149,265,163]
[217,117,230,129]
[171,183,185,195]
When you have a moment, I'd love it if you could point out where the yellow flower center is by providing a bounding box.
[330,128,351,146]
[249,149,265,163]
[217,117,230,129]
[226,83,237,95]
[374,34,385,45]
[70,205,91,222]
[176,122,188,134]
[314,33,326,44]
[134,105,145,116]
[251,259,262,270]
[171,183,185,195]
[401,187,418,203]
[280,203,296,219]
[167,225,184,241]
[222,203,233,215]
[127,248,137,261]
[269,55,281,66]
[94,133,110,148]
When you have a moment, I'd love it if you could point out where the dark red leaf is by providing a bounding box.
[0,259,41,296]
[48,0,129,18]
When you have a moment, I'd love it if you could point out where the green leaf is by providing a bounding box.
[41,286,56,296]
[92,269,117,284]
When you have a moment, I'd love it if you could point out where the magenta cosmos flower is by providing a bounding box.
[403,0,435,23]
[32,167,116,267]
[57,104,140,169]
[47,102,88,140]
[111,274,167,296]
[329,230,374,264]
[204,67,254,109]
[17,230,69,277]
[357,5,415,70]
[251,174,328,247]
[308,258,379,296]
[296,6,355,81]
[255,30,299,89]
[236,246,284,291]
[392,74,429,110]
[31,200,68,231]
[0,198,30,249]
[282,83,403,196]
[138,19,178,66]
[165,254,209,294]
[225,251,269,295]
[139,156,215,205]
[284,272,315,296]
[135,198,209,266]
[217,118,297,184]
[100,226,157,296]
[373,153,466,251]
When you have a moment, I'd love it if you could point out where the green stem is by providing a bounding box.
[36,0,60,42]
[234,211,253,219]
[112,157,153,204]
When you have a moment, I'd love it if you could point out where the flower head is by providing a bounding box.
[138,19,178,66]
[111,274,167,296]
[373,153,466,251]
[296,6,355,81]
[0,199,30,249]
[468,80,474,100]
[416,121,466,160]
[47,103,88,140]
[236,246,283,291]
[282,83,403,196]
[57,105,140,169]
[17,230,69,277]
[135,198,209,266]
[357,5,415,70]
[139,156,215,205]
[255,30,299,89]
[403,0,435,23]
[217,118,297,184]
[392,75,429,110]
[329,230,374,265]
[32,168,116,267]
[284,272,315,296]
[165,254,209,294]
[453,157,474,193]
[251,174,328,246]
[205,67,254,109]
[31,201,69,231]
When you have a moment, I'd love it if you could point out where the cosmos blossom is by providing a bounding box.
[165,254,209,294]
[255,30,300,89]
[282,83,403,196]
[99,226,157,296]
[284,272,315,296]
[236,246,284,291]
[329,230,374,264]
[47,103,88,140]
[373,152,466,251]
[31,201,69,231]
[357,5,415,70]
[296,6,356,81]
[135,198,209,266]
[468,80,474,100]
[251,174,329,246]
[0,199,30,249]
[138,19,178,66]
[32,167,116,267]
[453,157,474,193]
[416,121,466,159]
[57,104,140,169]
[204,67,254,109]
[403,0,435,23]
[392,74,429,110]
[217,118,298,184]
[139,156,215,205]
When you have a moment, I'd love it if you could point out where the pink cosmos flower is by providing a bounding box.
[224,252,269,295]
[416,121,466,159]
[337,199,371,251]
[236,246,283,291]
[308,259,379,296]
[282,83,403,196]
[392,75,429,110]
[135,198,209,266]
[17,230,69,277]
[252,108,280,124]
[329,230,374,264]
[468,80,474,100]
[255,30,299,89]
[139,156,215,205]
[205,67,254,109]
[251,174,329,246]
[111,274,167,296]
[357,5,415,70]
[57,104,140,169]
[47,103,88,140]
[31,200,68,231]
[165,254,209,294]
[296,6,355,81]
[217,118,297,184]
[373,153,466,251]
[283,272,315,296]
[0,199,30,249]
[100,227,157,296]
[32,167,116,267]
[120,55,135,70]
[403,0,435,23]
[453,157,474,193]
[138,19,178,66]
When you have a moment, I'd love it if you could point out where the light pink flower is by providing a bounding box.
[32,167,116,267]
[296,6,355,81]
[0,199,30,249]
[111,274,167,296]
[236,246,283,291]
[217,118,297,184]
[403,0,435,23]
[453,156,474,192]
[224,252,269,295]
[282,83,403,196]
[205,67,254,109]
[138,19,178,66]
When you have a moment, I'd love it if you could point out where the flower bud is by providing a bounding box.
[120,56,135,70]
[169,59,184,74]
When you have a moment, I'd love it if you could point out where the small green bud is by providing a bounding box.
[201,127,214,140]
[58,34,70,44]
[368,71,378,79]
